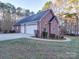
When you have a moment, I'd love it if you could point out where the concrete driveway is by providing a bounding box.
[0,33,31,41]
[0,33,71,42]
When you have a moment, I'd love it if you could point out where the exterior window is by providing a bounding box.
[44,28,47,32]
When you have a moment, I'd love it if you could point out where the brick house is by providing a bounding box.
[14,9,61,38]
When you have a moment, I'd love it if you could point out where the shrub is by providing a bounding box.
[9,30,16,33]
[42,32,48,38]
[49,34,55,39]
[69,33,76,36]
[49,34,64,39]
[34,30,39,37]
[4,30,8,33]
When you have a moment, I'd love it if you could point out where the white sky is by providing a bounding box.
[0,0,55,13]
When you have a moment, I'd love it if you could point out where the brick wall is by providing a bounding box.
[50,18,59,35]
[14,25,21,33]
[37,10,53,37]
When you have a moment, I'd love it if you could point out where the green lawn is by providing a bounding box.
[0,37,79,59]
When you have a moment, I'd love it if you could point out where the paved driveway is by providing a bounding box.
[0,33,31,41]
[0,33,71,42]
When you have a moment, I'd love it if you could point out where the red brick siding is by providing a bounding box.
[38,11,53,37]
[14,25,21,33]
[18,26,21,32]
[50,18,59,35]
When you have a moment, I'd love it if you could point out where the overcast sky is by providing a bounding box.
[0,0,53,13]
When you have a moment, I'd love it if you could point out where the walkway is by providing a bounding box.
[0,33,71,42]
[0,33,30,41]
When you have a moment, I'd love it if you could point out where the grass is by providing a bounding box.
[0,37,79,59]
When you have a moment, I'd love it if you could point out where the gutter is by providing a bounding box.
[49,9,59,24]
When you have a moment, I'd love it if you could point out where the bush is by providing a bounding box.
[34,30,39,37]
[69,33,76,36]
[42,32,48,38]
[4,30,8,33]
[49,34,64,39]
[49,34,55,39]
[9,30,16,33]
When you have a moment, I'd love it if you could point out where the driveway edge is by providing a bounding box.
[26,36,71,42]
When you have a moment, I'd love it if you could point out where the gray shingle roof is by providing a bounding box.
[15,10,49,25]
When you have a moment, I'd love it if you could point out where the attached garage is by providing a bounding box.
[20,23,37,36]
[25,24,37,35]
[15,9,60,37]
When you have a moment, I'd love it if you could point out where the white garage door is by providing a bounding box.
[26,25,37,35]
[21,25,24,33]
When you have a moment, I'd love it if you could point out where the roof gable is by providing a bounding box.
[16,10,50,25]
[49,16,59,24]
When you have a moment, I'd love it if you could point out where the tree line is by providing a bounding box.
[41,0,79,35]
[0,1,34,33]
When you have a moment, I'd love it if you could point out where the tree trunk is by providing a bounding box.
[1,9,5,32]
[71,22,73,34]
[75,14,78,35]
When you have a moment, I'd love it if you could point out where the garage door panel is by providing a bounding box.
[20,24,37,36]
[26,25,37,35]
